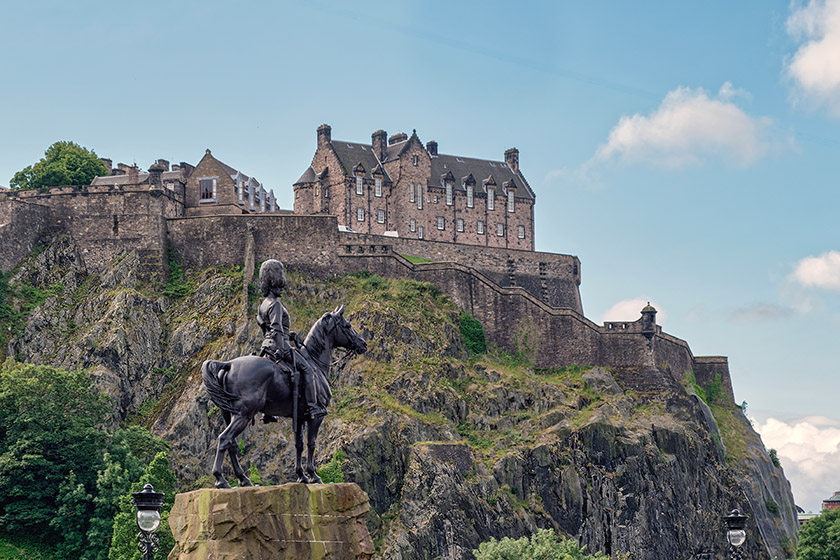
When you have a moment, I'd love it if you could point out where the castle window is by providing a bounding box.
[477,221,485,235]
[409,219,416,232]
[518,225,525,239]
[199,177,217,202]
[433,195,438,204]
[377,209,385,223]
[375,178,382,197]
[418,226,424,239]
[487,188,495,210]
[508,190,515,213]
[409,183,415,203]
[457,218,464,232]
[446,183,453,206]
[357,208,365,221]
[417,184,423,210]
[466,185,474,207]
[437,216,445,230]
[356,176,363,195]
[412,154,419,166]
[497,223,504,236]
[324,186,329,198]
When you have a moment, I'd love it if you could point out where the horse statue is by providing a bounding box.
[201,304,367,487]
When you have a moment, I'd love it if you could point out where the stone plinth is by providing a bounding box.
[167,483,374,560]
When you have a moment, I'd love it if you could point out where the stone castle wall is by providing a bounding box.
[0,197,53,273]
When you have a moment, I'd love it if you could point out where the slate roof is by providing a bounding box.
[329,141,391,180]
[431,154,534,199]
[91,170,184,186]
[294,166,318,184]
[826,491,840,503]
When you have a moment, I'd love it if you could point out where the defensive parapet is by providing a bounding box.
[0,195,53,273]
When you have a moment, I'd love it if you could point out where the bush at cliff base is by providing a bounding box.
[474,528,612,559]
[797,507,840,560]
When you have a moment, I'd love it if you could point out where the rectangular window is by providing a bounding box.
[375,178,382,197]
[377,209,385,223]
[324,186,329,198]
[488,188,495,210]
[199,178,216,201]
[409,219,416,232]
[457,218,464,232]
[356,176,363,195]
[417,184,423,209]
[418,226,424,239]
[409,183,415,203]
[466,185,473,207]
[477,221,484,235]
[437,216,444,230]
[433,195,438,204]
[446,183,453,206]
[508,190,515,212]
[518,225,525,239]
[357,208,365,221]
[412,154,419,166]
[497,223,504,236]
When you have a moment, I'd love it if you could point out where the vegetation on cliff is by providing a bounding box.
[9,140,109,190]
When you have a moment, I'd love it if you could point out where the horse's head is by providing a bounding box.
[325,304,367,355]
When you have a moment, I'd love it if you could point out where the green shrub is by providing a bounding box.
[474,528,609,559]
[797,507,840,560]
[316,450,347,483]
[766,500,779,516]
[769,448,781,468]
[459,312,486,354]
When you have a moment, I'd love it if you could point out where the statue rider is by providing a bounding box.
[256,260,327,421]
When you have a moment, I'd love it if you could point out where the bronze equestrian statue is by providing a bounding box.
[201,260,367,487]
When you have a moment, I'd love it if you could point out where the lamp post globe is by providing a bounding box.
[723,508,748,559]
[132,483,164,560]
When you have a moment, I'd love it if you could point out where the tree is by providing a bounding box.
[797,507,840,560]
[474,528,610,560]
[10,141,108,190]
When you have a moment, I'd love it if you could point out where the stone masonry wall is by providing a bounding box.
[694,356,736,404]
[0,197,53,273]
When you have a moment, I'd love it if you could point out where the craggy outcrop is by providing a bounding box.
[1,237,798,559]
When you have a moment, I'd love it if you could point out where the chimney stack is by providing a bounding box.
[426,140,438,156]
[156,159,170,171]
[389,132,407,145]
[372,129,387,161]
[317,124,332,147]
[148,163,165,187]
[505,148,519,173]
[128,165,139,184]
[117,163,130,176]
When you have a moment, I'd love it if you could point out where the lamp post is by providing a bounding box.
[724,508,748,560]
[132,483,164,560]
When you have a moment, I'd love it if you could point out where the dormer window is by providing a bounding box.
[445,183,453,206]
[466,184,474,207]
[356,176,363,195]
[488,188,495,210]
[375,178,382,197]
[507,190,514,212]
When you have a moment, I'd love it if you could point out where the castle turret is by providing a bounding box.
[641,303,657,336]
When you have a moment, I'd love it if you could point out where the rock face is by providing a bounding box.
[167,484,374,560]
[2,238,800,560]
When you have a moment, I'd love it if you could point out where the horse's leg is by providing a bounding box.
[212,414,251,488]
[305,416,325,483]
[212,411,233,488]
[295,419,307,483]
[227,441,252,487]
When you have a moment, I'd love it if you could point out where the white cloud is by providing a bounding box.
[786,0,840,116]
[601,298,666,324]
[793,250,840,290]
[755,415,840,511]
[595,83,772,168]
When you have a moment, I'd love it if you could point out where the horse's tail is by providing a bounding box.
[201,360,239,414]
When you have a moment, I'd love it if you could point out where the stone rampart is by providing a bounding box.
[0,197,52,273]
[694,356,736,404]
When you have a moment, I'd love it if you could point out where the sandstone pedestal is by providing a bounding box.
[167,483,374,560]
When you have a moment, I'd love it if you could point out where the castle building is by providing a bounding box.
[823,490,840,510]
[185,149,281,216]
[293,125,535,250]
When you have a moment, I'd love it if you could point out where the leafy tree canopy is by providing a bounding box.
[474,528,610,560]
[10,141,109,190]
[797,507,840,560]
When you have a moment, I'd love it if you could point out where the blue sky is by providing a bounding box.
[2,1,838,511]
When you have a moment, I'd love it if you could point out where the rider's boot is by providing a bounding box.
[303,367,327,420]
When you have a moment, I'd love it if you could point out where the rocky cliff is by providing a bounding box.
[1,236,798,559]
